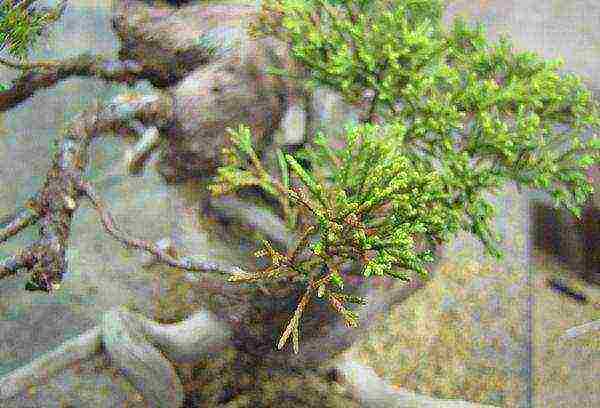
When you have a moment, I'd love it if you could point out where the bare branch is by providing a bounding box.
[0,205,39,244]
[0,92,176,290]
[79,180,247,276]
[334,358,498,408]
[0,56,59,70]
[207,195,297,252]
[559,319,600,341]
[124,123,162,175]
[0,306,232,403]
[0,54,145,112]
[0,326,103,402]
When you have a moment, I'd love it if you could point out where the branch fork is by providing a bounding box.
[0,90,246,291]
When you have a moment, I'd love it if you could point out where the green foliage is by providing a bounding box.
[211,0,600,353]
[208,125,283,201]
[0,0,63,59]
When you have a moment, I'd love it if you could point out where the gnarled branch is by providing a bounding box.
[0,88,251,290]
[0,204,39,244]
[0,91,203,290]
[0,54,146,112]
[0,306,233,406]
[79,179,247,276]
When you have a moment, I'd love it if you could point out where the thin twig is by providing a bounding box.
[0,56,59,70]
[1,91,173,289]
[559,319,600,341]
[79,180,247,276]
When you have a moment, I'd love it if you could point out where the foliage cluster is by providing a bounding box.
[0,0,65,59]
[210,0,600,352]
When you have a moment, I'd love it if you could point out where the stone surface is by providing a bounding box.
[3,355,147,408]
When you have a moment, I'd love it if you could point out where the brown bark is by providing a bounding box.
[0,92,184,290]
[0,55,146,112]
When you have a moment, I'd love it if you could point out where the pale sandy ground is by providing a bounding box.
[530,250,599,408]
[344,241,599,407]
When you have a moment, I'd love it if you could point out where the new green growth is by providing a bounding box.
[209,0,600,353]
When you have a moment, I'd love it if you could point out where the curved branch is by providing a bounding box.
[207,195,298,252]
[102,308,185,407]
[0,326,103,402]
[0,204,39,244]
[0,57,59,70]
[559,319,600,341]
[334,358,498,408]
[0,54,146,112]
[0,306,232,406]
[79,180,247,276]
[123,122,162,175]
[0,91,175,290]
[1,87,248,290]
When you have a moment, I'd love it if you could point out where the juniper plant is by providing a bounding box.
[209,0,600,353]
[0,0,65,59]
[0,0,66,93]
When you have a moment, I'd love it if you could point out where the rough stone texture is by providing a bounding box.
[159,43,287,180]
[3,355,147,408]
[112,1,259,87]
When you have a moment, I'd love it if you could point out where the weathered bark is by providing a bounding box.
[0,306,233,407]
[0,0,303,288]
[333,359,497,408]
[1,305,497,407]
[0,55,146,112]
[0,91,224,290]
